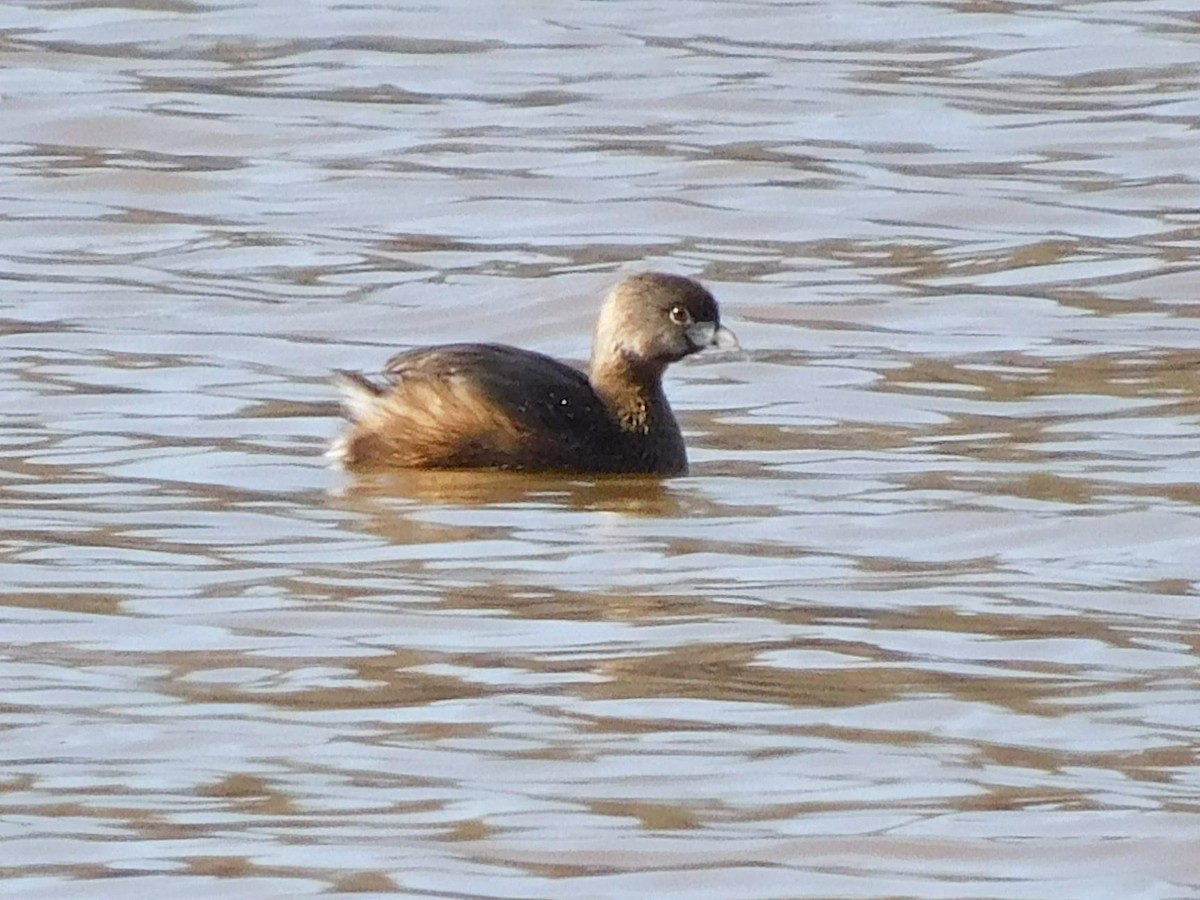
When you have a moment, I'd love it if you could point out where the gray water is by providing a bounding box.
[3,1,1200,898]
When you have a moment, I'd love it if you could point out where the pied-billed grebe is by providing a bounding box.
[329,272,737,475]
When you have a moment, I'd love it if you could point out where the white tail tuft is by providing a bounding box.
[332,371,382,423]
[326,433,351,466]
[328,371,383,468]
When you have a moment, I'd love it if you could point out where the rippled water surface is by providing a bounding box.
[4,1,1200,897]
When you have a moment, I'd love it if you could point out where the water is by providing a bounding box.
[3,1,1200,897]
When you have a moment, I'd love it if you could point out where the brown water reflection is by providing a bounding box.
[338,469,682,513]
[4,0,1200,898]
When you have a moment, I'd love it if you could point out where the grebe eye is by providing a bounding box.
[668,304,690,325]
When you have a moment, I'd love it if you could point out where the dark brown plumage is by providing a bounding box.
[329,272,737,475]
